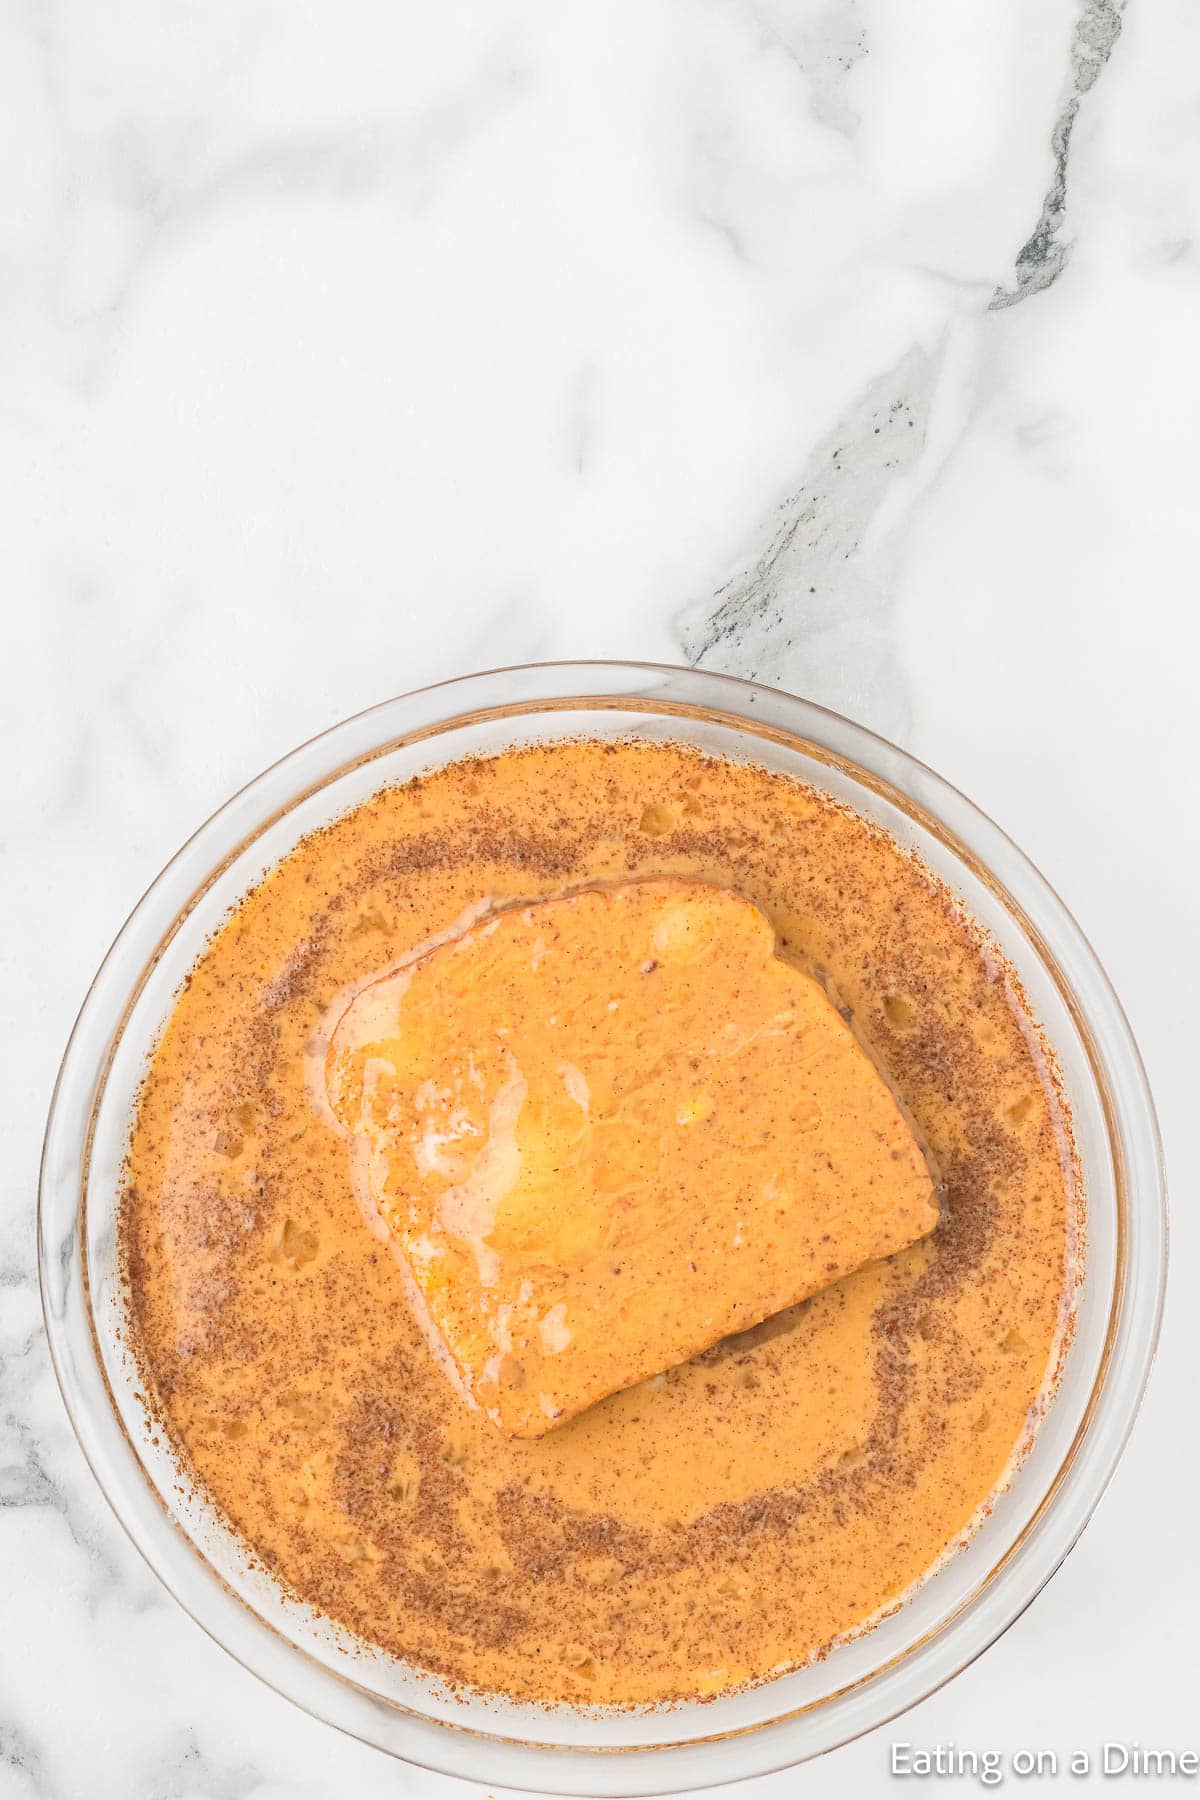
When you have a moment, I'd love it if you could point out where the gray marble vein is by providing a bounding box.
[750,0,867,138]
[678,341,940,738]
[680,0,1130,720]
[0,1333,133,1611]
[0,1719,47,1800]
[991,0,1126,308]
[142,1733,263,1800]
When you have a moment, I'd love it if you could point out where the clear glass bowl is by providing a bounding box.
[39,662,1166,1795]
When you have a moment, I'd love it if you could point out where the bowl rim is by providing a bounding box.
[38,659,1168,1794]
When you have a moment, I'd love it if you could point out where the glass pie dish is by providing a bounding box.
[39,661,1166,1795]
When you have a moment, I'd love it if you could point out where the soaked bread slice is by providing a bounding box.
[327,878,938,1437]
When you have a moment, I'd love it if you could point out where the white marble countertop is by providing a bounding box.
[3,1,1197,1794]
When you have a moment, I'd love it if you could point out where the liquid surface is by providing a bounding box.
[327,877,940,1437]
[121,741,1077,1706]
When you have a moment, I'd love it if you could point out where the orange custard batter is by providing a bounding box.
[121,740,1078,1707]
